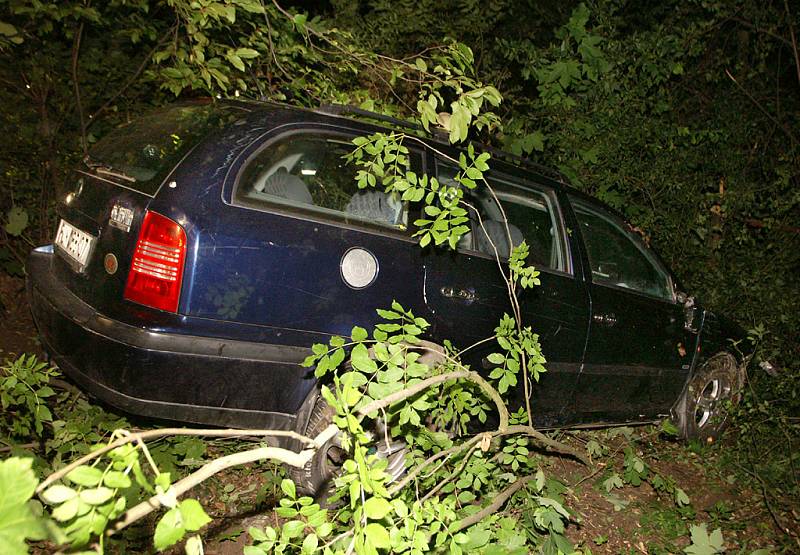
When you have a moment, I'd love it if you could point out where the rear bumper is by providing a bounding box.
[26,246,313,429]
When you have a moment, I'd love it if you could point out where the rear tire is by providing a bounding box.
[673,353,743,443]
[289,341,445,499]
[289,392,345,499]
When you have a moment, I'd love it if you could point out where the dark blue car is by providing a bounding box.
[27,100,750,480]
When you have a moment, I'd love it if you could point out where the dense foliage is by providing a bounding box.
[1,0,798,552]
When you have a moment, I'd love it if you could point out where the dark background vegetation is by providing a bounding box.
[1,0,798,549]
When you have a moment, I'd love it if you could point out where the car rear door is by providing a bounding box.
[187,127,428,345]
[423,162,590,425]
[569,197,698,421]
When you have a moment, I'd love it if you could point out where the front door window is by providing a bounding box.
[572,200,673,301]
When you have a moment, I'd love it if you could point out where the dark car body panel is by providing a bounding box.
[28,246,307,429]
[27,99,752,432]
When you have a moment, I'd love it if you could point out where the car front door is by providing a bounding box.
[569,197,698,421]
[423,163,590,426]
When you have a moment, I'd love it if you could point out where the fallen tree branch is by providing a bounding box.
[109,424,338,535]
[37,427,320,494]
[391,424,588,497]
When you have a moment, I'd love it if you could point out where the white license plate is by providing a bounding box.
[55,219,95,271]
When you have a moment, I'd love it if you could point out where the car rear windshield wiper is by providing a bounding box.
[83,156,137,183]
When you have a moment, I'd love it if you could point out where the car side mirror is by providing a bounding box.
[676,291,699,332]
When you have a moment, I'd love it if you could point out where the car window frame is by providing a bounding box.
[230,128,424,239]
[434,159,574,278]
[570,197,677,303]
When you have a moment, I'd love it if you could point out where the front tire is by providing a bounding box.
[673,353,743,442]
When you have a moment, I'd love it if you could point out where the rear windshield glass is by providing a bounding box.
[89,102,245,196]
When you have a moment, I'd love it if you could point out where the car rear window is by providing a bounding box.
[89,102,245,196]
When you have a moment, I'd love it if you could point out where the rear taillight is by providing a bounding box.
[124,211,187,313]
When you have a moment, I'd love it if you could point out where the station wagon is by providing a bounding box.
[27,100,750,490]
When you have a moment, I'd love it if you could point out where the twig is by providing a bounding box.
[88,27,174,125]
[785,0,800,86]
[259,0,290,80]
[420,441,481,502]
[71,20,87,156]
[388,435,482,495]
[725,69,797,145]
[0,442,37,453]
[451,474,535,533]
[356,369,508,430]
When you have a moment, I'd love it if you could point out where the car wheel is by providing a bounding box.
[290,343,446,499]
[289,392,346,499]
[673,353,743,442]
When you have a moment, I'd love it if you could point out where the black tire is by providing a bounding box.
[288,392,345,499]
[672,353,744,443]
[289,341,445,499]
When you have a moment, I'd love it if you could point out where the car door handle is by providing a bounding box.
[440,286,477,302]
[593,313,617,327]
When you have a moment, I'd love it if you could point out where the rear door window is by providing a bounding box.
[234,133,415,231]
[437,163,568,273]
[571,199,674,301]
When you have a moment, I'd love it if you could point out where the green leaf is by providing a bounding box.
[163,67,184,80]
[228,53,245,71]
[154,507,185,550]
[363,497,392,520]
[0,458,48,554]
[280,479,296,500]
[236,48,260,59]
[40,485,77,505]
[103,471,131,489]
[365,522,391,549]
[179,499,211,531]
[66,466,104,487]
[585,439,602,457]
[351,326,368,342]
[282,520,305,539]
[292,13,307,29]
[603,473,624,492]
[685,523,724,555]
[675,488,690,507]
[79,487,114,505]
[4,207,28,237]
[486,353,505,364]
[301,533,318,553]
[350,343,377,373]
[660,419,679,436]
[0,21,19,38]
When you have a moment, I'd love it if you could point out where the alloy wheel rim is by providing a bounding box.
[694,375,732,429]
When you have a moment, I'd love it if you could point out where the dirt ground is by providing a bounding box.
[0,273,41,359]
[1,273,789,554]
